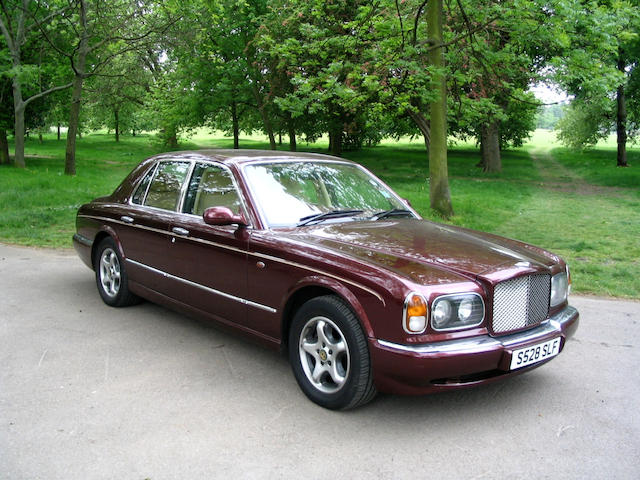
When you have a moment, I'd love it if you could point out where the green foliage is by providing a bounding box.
[552,0,640,150]
[536,103,566,129]
[2,131,638,298]
[556,100,612,148]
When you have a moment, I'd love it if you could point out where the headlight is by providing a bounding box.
[403,293,428,334]
[431,293,484,331]
[550,269,569,307]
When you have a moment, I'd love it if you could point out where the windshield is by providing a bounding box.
[243,161,414,228]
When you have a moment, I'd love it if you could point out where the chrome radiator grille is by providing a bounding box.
[492,274,551,334]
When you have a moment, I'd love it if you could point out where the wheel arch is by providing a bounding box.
[280,277,374,354]
[91,226,125,269]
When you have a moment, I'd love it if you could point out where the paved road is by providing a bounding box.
[1,244,639,479]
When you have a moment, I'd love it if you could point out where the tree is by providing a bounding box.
[34,0,174,174]
[427,0,453,215]
[554,0,639,166]
[84,52,151,141]
[266,0,455,214]
[0,0,72,168]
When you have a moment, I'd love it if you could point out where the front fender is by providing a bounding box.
[284,275,375,338]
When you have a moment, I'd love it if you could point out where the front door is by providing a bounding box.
[167,163,250,326]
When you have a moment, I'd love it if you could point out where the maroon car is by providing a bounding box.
[73,149,579,409]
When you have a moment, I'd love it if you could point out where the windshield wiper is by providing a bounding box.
[370,208,413,220]
[297,209,364,227]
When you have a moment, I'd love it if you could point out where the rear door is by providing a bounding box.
[118,160,192,297]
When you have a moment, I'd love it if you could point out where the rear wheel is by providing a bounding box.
[289,295,376,410]
[94,237,139,307]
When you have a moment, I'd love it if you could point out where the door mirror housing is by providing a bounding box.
[203,207,248,227]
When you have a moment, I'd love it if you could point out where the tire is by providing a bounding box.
[288,295,377,410]
[94,237,140,307]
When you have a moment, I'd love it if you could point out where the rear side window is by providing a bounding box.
[144,162,191,211]
[131,165,156,205]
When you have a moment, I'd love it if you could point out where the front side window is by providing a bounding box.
[144,161,191,211]
[183,163,242,216]
[243,161,409,227]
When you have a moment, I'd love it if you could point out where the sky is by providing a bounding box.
[530,83,571,104]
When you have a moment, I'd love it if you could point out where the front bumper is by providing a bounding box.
[370,305,579,395]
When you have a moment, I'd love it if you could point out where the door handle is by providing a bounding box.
[121,216,134,224]
[172,227,189,236]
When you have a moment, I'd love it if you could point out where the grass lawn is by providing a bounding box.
[1,129,638,298]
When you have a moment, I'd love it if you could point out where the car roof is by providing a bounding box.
[147,149,355,167]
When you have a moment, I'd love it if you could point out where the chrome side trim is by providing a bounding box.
[126,258,277,314]
[79,215,384,304]
[72,233,93,247]
[79,214,172,237]
[378,306,578,355]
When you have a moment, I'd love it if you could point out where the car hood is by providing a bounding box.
[281,219,558,285]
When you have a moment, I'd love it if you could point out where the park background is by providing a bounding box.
[1,0,639,299]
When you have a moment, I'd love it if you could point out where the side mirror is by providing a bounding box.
[203,206,247,227]
[402,198,412,208]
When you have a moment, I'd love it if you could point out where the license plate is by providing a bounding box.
[510,337,561,370]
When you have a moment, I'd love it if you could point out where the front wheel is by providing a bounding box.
[94,237,140,307]
[289,295,376,410]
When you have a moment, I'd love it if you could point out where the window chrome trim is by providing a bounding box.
[129,162,158,206]
[126,258,277,313]
[177,161,196,214]
[135,159,193,212]
[181,161,252,225]
[128,158,253,227]
[430,292,485,332]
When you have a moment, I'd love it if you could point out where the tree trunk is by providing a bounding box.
[477,135,485,168]
[288,115,296,152]
[231,101,239,149]
[164,124,178,148]
[427,0,453,218]
[65,73,84,175]
[65,0,88,176]
[481,120,501,172]
[38,132,43,143]
[13,102,26,168]
[3,1,26,168]
[330,125,343,157]
[114,109,120,142]
[616,53,628,167]
[0,128,9,165]
[250,85,276,150]
[11,78,26,168]
[407,110,430,149]
[57,124,61,140]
